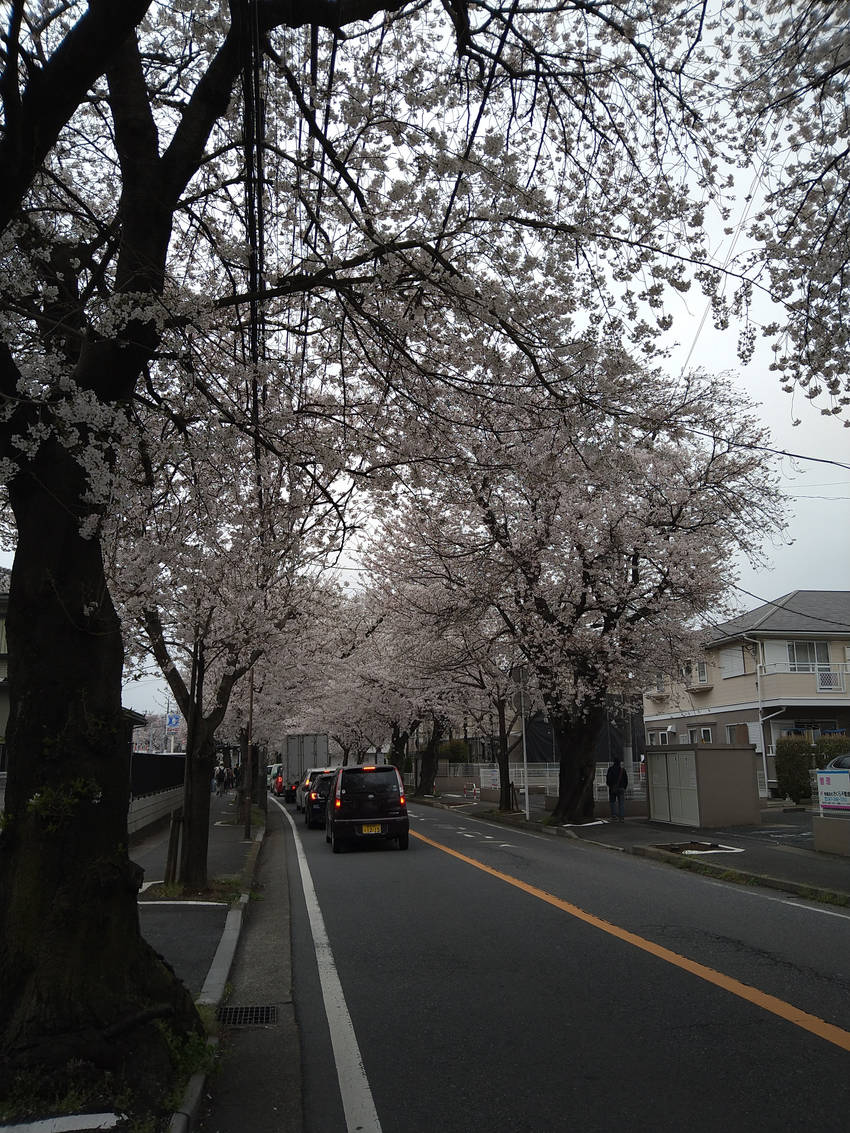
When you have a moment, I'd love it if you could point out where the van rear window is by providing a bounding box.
[341,769,399,795]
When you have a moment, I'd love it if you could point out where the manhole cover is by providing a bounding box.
[217,1004,279,1026]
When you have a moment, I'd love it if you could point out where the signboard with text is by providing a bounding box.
[817,769,850,815]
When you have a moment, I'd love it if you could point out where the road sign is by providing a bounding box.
[166,713,181,731]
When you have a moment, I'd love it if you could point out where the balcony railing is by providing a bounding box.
[759,662,848,694]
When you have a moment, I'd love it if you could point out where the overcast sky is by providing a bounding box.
[662,296,850,613]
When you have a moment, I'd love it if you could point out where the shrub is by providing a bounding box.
[438,739,470,761]
[815,736,850,764]
[774,738,814,802]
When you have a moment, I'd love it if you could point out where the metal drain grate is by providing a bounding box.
[217,1004,279,1026]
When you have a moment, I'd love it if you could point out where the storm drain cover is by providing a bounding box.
[217,1004,279,1026]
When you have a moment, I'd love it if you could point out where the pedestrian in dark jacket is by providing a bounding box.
[606,756,628,822]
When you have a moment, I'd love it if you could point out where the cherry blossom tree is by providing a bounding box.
[0,0,795,1107]
[105,327,356,887]
[365,358,786,820]
[729,0,850,414]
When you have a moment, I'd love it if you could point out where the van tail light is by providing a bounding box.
[309,790,318,801]
[396,767,406,808]
[335,798,341,809]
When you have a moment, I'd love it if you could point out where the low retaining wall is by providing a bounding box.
[128,786,183,837]
[813,815,850,857]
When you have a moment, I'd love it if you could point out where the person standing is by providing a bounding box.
[606,756,628,822]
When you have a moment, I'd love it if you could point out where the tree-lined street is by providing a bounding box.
[3,1,850,1120]
[283,802,850,1132]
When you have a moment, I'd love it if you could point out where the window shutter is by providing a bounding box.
[746,721,763,752]
[719,645,745,678]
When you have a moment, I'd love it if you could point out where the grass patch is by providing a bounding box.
[139,874,243,905]
[0,1016,215,1132]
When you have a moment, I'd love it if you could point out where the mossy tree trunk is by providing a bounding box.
[0,437,200,1090]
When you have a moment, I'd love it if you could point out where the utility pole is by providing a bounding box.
[243,666,255,840]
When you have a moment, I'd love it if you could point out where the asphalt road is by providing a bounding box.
[285,801,850,1133]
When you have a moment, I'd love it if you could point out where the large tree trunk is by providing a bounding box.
[496,697,513,811]
[0,440,200,1096]
[180,720,217,891]
[414,717,444,797]
[549,705,606,823]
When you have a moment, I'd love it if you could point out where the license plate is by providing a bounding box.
[361,823,382,834]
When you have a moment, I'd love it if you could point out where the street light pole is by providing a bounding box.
[243,666,255,841]
[519,667,530,820]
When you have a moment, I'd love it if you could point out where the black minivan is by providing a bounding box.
[326,764,409,852]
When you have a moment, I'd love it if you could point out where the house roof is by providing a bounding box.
[708,591,850,643]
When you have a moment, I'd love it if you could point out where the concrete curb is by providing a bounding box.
[411,795,850,906]
[628,843,850,905]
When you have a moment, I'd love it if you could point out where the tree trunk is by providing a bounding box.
[0,440,200,1094]
[496,697,513,810]
[549,706,606,823]
[414,717,444,797]
[179,719,217,890]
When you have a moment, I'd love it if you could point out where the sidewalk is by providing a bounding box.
[134,790,299,1133]
[0,790,272,1133]
[420,795,850,904]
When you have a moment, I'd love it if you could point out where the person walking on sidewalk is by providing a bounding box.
[606,756,628,822]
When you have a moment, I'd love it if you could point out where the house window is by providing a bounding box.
[688,727,712,743]
[683,659,708,684]
[659,730,669,746]
[725,724,738,744]
[787,641,830,673]
[647,732,657,745]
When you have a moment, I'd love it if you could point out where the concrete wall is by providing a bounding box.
[127,786,183,837]
[813,815,850,857]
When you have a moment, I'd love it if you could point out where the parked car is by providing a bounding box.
[325,764,409,852]
[825,753,850,770]
[304,772,335,829]
[296,767,337,812]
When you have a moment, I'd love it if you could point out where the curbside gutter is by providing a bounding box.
[168,823,266,1133]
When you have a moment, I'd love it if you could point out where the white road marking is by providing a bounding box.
[704,879,850,919]
[273,799,382,1133]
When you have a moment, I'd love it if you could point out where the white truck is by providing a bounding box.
[285,733,330,785]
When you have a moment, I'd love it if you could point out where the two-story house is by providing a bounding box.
[643,591,850,794]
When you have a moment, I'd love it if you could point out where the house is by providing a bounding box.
[643,591,850,794]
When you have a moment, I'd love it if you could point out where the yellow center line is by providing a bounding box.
[412,829,850,1053]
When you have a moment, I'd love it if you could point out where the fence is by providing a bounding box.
[453,762,647,802]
